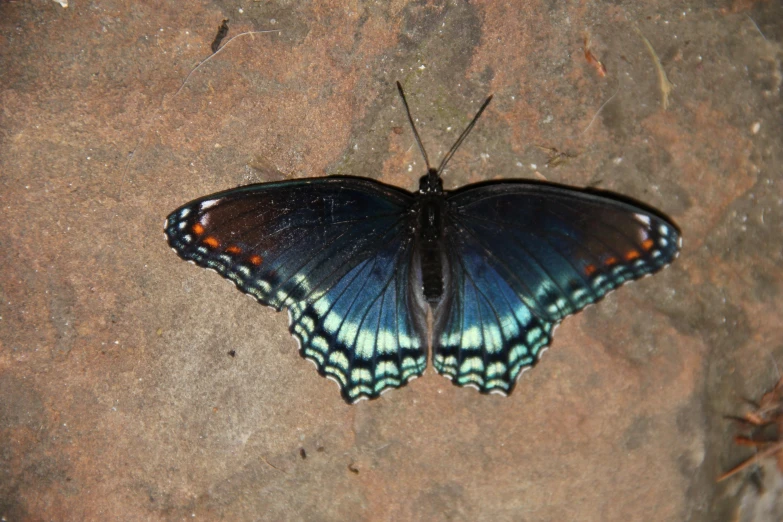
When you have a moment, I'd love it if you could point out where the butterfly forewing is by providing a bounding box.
[431,181,681,393]
[165,177,428,402]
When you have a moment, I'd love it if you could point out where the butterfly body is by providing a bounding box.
[414,171,448,304]
[165,84,680,403]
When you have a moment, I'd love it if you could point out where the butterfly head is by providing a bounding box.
[419,169,443,195]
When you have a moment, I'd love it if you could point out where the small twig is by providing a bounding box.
[717,440,783,482]
[173,30,281,97]
[746,14,767,41]
[579,82,620,136]
[583,33,607,77]
[260,455,285,473]
[734,436,772,448]
[534,145,576,167]
[635,26,674,110]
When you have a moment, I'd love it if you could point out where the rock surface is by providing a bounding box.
[1,1,782,520]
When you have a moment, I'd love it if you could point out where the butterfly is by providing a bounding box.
[165,82,681,403]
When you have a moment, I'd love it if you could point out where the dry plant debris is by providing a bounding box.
[719,377,783,482]
[634,27,674,110]
[583,34,607,78]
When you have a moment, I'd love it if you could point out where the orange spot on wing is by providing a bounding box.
[584,264,597,276]
[642,239,654,251]
[625,250,640,261]
[604,256,618,266]
[248,254,263,266]
[203,236,219,248]
[192,223,205,235]
[226,245,242,255]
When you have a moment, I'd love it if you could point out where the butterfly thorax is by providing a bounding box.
[416,171,446,305]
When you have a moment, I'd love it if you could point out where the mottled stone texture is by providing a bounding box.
[1,0,781,520]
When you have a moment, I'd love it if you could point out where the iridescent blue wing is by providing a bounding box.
[433,181,680,394]
[165,177,428,402]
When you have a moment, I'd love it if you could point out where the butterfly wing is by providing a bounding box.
[165,177,428,402]
[433,181,680,394]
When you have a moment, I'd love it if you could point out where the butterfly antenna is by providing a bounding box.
[396,81,432,171]
[436,94,493,176]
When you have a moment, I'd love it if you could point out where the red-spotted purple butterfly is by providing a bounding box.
[165,82,681,403]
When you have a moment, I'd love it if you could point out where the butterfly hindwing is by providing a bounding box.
[432,181,680,393]
[433,228,555,393]
[165,177,428,402]
[289,233,428,402]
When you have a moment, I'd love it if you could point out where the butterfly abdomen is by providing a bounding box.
[416,196,446,304]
